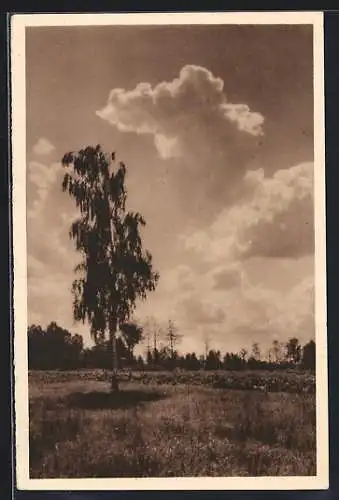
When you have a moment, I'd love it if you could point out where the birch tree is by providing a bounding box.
[61,145,159,391]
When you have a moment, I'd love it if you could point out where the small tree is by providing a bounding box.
[286,337,302,365]
[223,352,243,371]
[251,342,261,362]
[61,145,159,391]
[158,345,172,369]
[239,348,248,364]
[272,339,282,363]
[143,316,163,367]
[165,319,182,363]
[28,324,45,370]
[184,352,200,371]
[301,340,316,371]
[136,355,145,370]
[68,333,84,369]
[120,322,144,365]
[205,349,222,370]
[45,322,72,370]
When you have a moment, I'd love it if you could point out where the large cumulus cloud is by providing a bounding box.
[97,65,265,218]
[97,65,270,236]
[97,65,264,160]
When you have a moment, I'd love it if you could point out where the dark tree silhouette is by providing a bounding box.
[286,337,302,364]
[45,322,71,369]
[68,333,84,368]
[184,352,200,370]
[301,340,316,371]
[120,322,144,365]
[82,337,129,369]
[136,355,145,368]
[224,352,244,370]
[28,322,84,370]
[28,324,46,369]
[205,349,222,370]
[61,145,159,391]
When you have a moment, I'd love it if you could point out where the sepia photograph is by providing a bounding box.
[11,11,328,490]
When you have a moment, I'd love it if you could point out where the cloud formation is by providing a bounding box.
[97,64,269,233]
[97,64,264,162]
[133,159,315,352]
[135,245,314,355]
[27,161,62,217]
[32,137,55,156]
[153,259,314,353]
[27,158,79,328]
[183,161,314,263]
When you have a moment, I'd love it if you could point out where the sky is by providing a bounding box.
[26,24,315,356]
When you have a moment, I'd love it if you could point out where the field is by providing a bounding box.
[29,369,316,478]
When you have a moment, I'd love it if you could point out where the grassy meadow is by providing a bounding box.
[29,369,316,478]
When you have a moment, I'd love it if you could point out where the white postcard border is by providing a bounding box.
[11,11,328,491]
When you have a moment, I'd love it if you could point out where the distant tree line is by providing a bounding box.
[28,320,316,372]
[28,322,84,370]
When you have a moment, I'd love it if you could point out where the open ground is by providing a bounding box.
[29,369,316,478]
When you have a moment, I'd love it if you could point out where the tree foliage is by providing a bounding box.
[61,145,159,345]
[120,322,144,361]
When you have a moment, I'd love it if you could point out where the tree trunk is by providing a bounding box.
[110,322,119,392]
[103,170,119,393]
